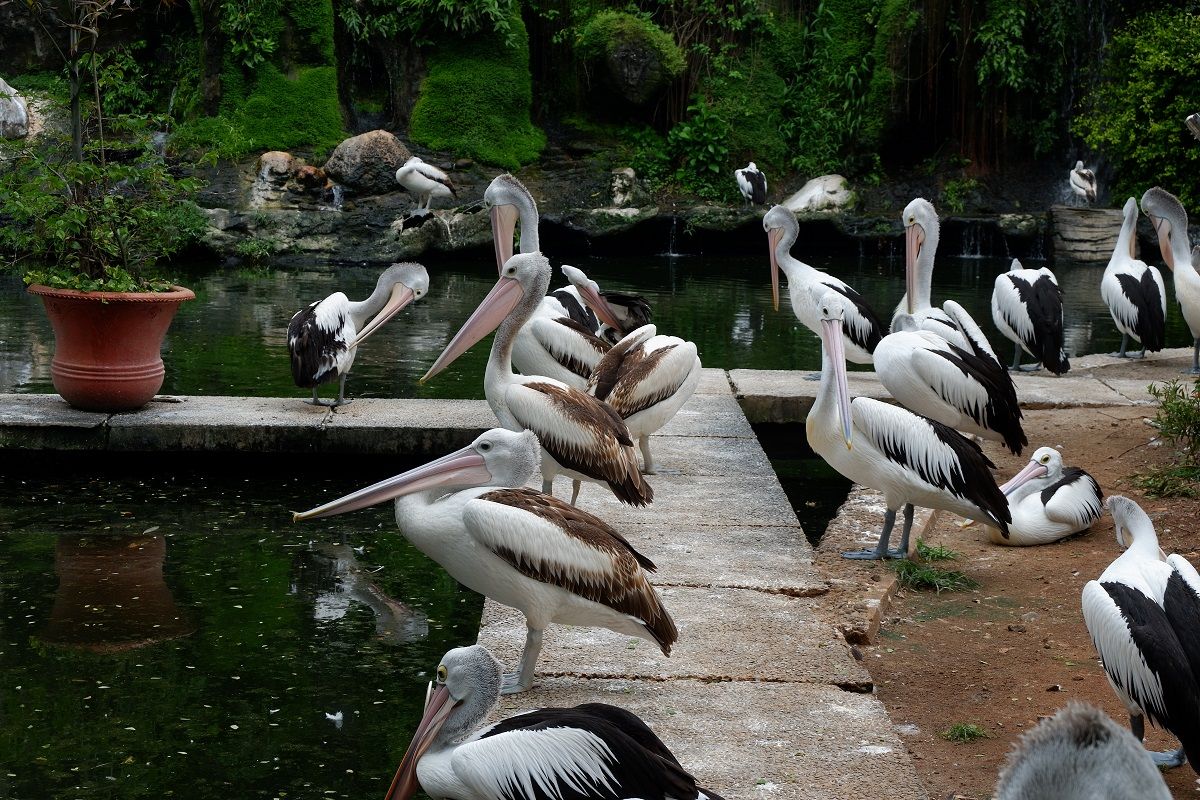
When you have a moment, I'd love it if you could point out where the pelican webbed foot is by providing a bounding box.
[1015,363,1042,372]
[500,672,533,695]
[1148,747,1187,768]
[843,507,910,560]
[803,372,821,382]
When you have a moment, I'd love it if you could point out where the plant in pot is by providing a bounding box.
[0,0,206,412]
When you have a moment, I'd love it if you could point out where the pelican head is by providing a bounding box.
[1008,258,1023,273]
[1140,187,1188,271]
[560,265,623,329]
[1105,495,1155,550]
[350,262,430,349]
[484,174,536,273]
[902,198,938,314]
[384,645,503,800]
[422,252,550,383]
[763,204,798,311]
[292,429,540,523]
[815,289,854,449]
[998,446,1062,495]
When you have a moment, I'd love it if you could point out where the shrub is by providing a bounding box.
[1136,379,1200,497]
[666,100,731,200]
[707,53,788,174]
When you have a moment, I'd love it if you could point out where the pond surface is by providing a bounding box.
[2,249,1192,398]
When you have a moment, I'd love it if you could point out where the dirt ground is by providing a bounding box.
[821,402,1200,799]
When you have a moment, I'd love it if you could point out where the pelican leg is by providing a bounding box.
[1188,338,1200,375]
[569,480,582,505]
[305,387,334,407]
[894,503,916,557]
[1111,333,1130,358]
[844,508,903,560]
[541,477,555,496]
[501,626,543,695]
[331,373,353,407]
[1009,344,1022,371]
[639,436,658,475]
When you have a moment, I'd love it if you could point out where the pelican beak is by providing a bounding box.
[292,445,492,522]
[349,284,416,350]
[421,275,524,384]
[905,223,924,314]
[576,283,623,331]
[998,460,1048,496]
[767,227,782,311]
[383,683,458,800]
[821,317,853,449]
[490,204,518,274]
[1150,216,1175,271]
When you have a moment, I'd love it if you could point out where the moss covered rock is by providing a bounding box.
[577,12,685,105]
[227,64,345,156]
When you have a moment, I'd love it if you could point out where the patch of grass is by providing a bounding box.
[915,540,959,561]
[941,722,988,743]
[892,560,978,594]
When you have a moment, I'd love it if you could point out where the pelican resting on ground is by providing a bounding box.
[991,258,1070,374]
[382,645,721,800]
[808,290,1010,559]
[511,266,617,391]
[422,252,653,507]
[735,162,767,207]
[294,430,676,695]
[764,204,885,367]
[993,702,1170,800]
[1081,495,1200,772]
[1142,187,1200,374]
[287,262,428,406]
[396,156,457,212]
[485,173,539,273]
[993,447,1103,546]
[1070,161,1098,204]
[1101,197,1166,358]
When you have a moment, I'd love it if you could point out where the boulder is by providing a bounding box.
[323,130,412,195]
[610,167,650,208]
[249,151,296,209]
[784,174,853,213]
[0,77,29,139]
[293,164,328,192]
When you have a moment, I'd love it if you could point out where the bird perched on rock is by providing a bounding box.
[396,156,457,212]
[1187,113,1200,142]
[1069,161,1097,204]
[735,162,767,207]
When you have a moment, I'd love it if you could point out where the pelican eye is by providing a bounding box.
[1040,455,1051,464]
[506,267,516,275]
[479,442,492,452]
[436,665,447,683]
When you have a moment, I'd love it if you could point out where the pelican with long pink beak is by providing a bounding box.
[992,446,1103,546]
[484,174,539,274]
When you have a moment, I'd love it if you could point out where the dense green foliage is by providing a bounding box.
[576,11,685,80]
[408,14,544,169]
[1075,10,1200,209]
[339,0,519,45]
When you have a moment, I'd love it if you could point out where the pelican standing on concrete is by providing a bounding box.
[993,447,1102,546]
[1101,198,1166,358]
[396,156,457,212]
[1081,495,1200,772]
[808,290,1010,559]
[382,645,720,800]
[765,204,885,365]
[1142,187,1200,373]
[991,258,1070,374]
[423,252,653,506]
[294,430,676,695]
[1070,161,1098,204]
[287,263,429,406]
[485,173,539,273]
[735,162,767,207]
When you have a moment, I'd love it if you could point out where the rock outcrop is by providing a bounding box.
[784,174,853,213]
[322,130,412,195]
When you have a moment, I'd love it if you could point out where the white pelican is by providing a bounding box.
[396,156,457,211]
[991,258,1070,374]
[993,702,1171,800]
[764,204,886,365]
[287,262,428,406]
[1069,161,1098,204]
[382,645,719,800]
[586,324,702,475]
[422,252,653,506]
[484,173,539,273]
[874,313,1027,455]
[294,430,676,694]
[735,161,767,207]
[993,446,1102,546]
[1081,495,1200,771]
[1101,197,1166,358]
[1188,113,1200,141]
[808,290,1010,559]
[1142,187,1200,373]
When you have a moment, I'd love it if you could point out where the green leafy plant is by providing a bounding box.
[1136,379,1200,497]
[941,723,988,743]
[941,176,980,214]
[892,559,978,593]
[667,100,731,200]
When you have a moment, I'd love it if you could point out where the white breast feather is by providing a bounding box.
[454,727,618,800]
[463,499,621,580]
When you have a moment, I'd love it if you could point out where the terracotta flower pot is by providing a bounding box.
[27,284,195,412]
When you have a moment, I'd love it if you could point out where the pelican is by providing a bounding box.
[765,204,886,365]
[422,252,653,507]
[808,290,1010,559]
[382,645,720,800]
[991,258,1070,374]
[992,446,1102,546]
[1081,495,1200,771]
[287,263,428,406]
[560,264,654,344]
[485,173,539,273]
[294,430,676,694]
[1141,187,1200,373]
[1101,198,1166,358]
[1069,161,1098,204]
[586,324,702,475]
[396,156,457,212]
[735,161,767,207]
[993,702,1171,800]
[1188,113,1200,142]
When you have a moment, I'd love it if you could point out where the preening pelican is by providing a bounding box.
[485,173,539,273]
[512,266,618,391]
[586,324,702,475]
[1142,187,1200,373]
[993,702,1171,800]
[560,264,654,344]
[993,446,1102,546]
[991,258,1070,374]
[735,161,767,206]
[294,430,676,695]
[382,645,720,800]
[422,252,653,507]
[1069,161,1098,204]
[1081,495,1200,772]
[764,204,885,364]
[1101,198,1166,358]
[808,290,1010,559]
[396,156,457,212]
[287,263,428,406]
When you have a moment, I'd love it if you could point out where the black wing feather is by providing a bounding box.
[1010,274,1069,374]
[286,302,345,388]
[1115,272,1166,352]
[821,282,885,354]
[551,289,600,333]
